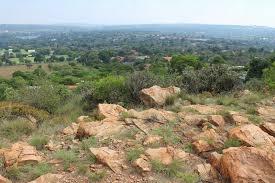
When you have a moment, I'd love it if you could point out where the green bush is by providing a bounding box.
[91,75,129,104]
[0,119,35,141]
[181,64,242,93]
[263,62,275,89]
[29,135,48,150]
[13,81,71,113]
[126,71,159,102]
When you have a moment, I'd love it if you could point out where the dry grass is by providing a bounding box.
[0,64,50,79]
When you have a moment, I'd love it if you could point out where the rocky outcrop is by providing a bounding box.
[140,85,180,106]
[143,135,163,146]
[98,103,127,119]
[90,147,125,173]
[182,105,222,115]
[133,155,152,172]
[192,129,225,153]
[77,118,124,138]
[229,112,250,125]
[2,142,42,167]
[63,123,79,135]
[196,163,220,182]
[257,106,275,123]
[28,173,64,183]
[208,115,225,127]
[0,175,12,183]
[229,124,275,147]
[220,147,275,183]
[260,122,275,137]
[124,109,177,134]
[144,147,204,169]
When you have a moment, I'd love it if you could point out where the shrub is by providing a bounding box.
[126,71,159,102]
[153,121,180,145]
[263,62,275,89]
[29,135,48,150]
[93,75,129,103]
[181,65,242,94]
[13,81,71,113]
[0,119,35,141]
[151,159,183,177]
[224,138,241,149]
[126,147,144,163]
[81,137,98,151]
[245,78,266,92]
[54,150,77,170]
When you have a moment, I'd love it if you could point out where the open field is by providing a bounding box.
[0,64,51,79]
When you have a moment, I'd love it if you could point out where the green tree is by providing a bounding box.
[170,55,202,73]
[263,62,275,89]
[246,58,271,81]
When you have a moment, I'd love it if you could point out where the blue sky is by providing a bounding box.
[1,0,275,27]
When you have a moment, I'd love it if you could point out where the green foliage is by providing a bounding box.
[13,81,71,113]
[54,150,77,170]
[171,55,202,73]
[263,62,275,89]
[0,102,49,123]
[0,119,35,141]
[181,64,242,93]
[224,138,242,149]
[245,78,266,92]
[246,58,271,81]
[248,115,262,125]
[126,147,144,163]
[153,121,180,145]
[126,71,159,102]
[81,137,98,151]
[88,171,106,182]
[93,75,128,103]
[29,135,48,150]
[176,172,200,183]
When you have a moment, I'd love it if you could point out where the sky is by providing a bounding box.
[1,0,275,27]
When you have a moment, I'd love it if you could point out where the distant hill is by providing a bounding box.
[1,23,275,40]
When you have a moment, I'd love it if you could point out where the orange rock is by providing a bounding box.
[77,118,124,138]
[3,142,42,167]
[229,124,275,147]
[220,147,275,183]
[140,85,180,106]
[143,135,163,146]
[182,105,222,115]
[208,115,225,127]
[260,122,275,137]
[145,147,173,165]
[98,103,127,119]
[208,152,222,170]
[133,156,152,172]
[0,175,12,183]
[28,173,64,183]
[63,123,79,135]
[196,163,220,182]
[90,147,125,173]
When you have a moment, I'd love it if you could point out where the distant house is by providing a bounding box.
[111,56,125,62]
[136,56,150,60]
[28,50,36,54]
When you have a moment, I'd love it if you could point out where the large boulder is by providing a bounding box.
[139,85,180,106]
[0,175,12,183]
[229,124,275,147]
[90,147,125,173]
[220,147,275,183]
[208,115,225,127]
[28,173,64,183]
[2,142,42,167]
[98,103,127,119]
[76,118,124,138]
